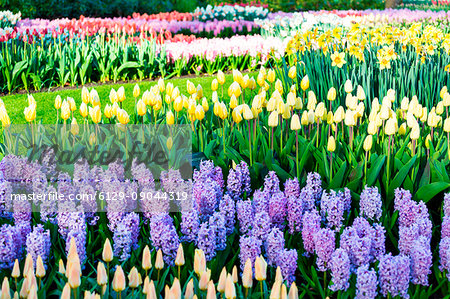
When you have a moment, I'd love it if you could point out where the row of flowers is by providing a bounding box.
[0,154,448,298]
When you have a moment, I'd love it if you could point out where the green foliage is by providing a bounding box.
[0,0,203,19]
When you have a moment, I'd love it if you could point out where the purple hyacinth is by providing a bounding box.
[219,194,236,235]
[236,200,254,236]
[194,160,224,190]
[263,171,280,196]
[379,253,410,298]
[356,265,378,299]
[12,200,32,224]
[16,221,31,255]
[410,236,432,286]
[236,161,251,194]
[180,209,200,243]
[442,216,450,239]
[314,228,335,271]
[302,209,321,255]
[209,212,227,251]
[252,190,269,214]
[284,178,300,198]
[394,188,412,212]
[268,191,287,229]
[239,235,262,272]
[252,211,272,241]
[151,214,180,265]
[287,195,303,234]
[277,249,298,286]
[299,186,315,211]
[132,159,155,190]
[398,224,419,255]
[0,224,22,269]
[26,224,51,267]
[439,237,450,280]
[338,188,352,213]
[265,227,285,266]
[305,172,322,202]
[227,162,251,199]
[320,190,344,230]
[197,222,216,261]
[329,248,351,291]
[444,193,450,216]
[193,178,221,220]
[360,185,382,221]
[121,212,140,250]
[371,223,386,260]
[113,221,133,261]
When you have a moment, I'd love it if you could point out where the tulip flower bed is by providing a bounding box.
[2,5,450,299]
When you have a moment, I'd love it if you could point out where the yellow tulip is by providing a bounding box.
[327,87,336,102]
[243,105,253,120]
[217,70,225,85]
[444,118,450,132]
[137,99,146,116]
[158,78,165,93]
[117,86,125,102]
[211,79,219,91]
[344,110,356,127]
[81,87,90,104]
[89,106,101,124]
[79,102,88,118]
[55,95,62,109]
[133,84,140,98]
[166,110,175,125]
[437,101,444,115]
[172,86,180,99]
[24,105,36,122]
[109,88,118,104]
[327,136,336,152]
[288,66,296,79]
[230,95,238,109]
[194,249,207,276]
[196,84,203,99]
[363,135,373,151]
[61,100,71,121]
[242,74,249,89]
[344,79,353,93]
[385,118,397,135]
[275,79,283,95]
[233,69,243,86]
[173,97,183,112]
[187,80,196,95]
[166,82,174,97]
[195,105,205,121]
[268,111,279,127]
[315,102,326,119]
[257,72,265,87]
[104,104,113,119]
[35,256,45,278]
[232,108,243,124]
[70,118,79,136]
[294,97,303,110]
[399,122,407,135]
[300,75,309,91]
[255,256,267,281]
[286,92,296,107]
[307,91,317,110]
[117,109,130,125]
[356,85,365,100]
[267,69,276,83]
[401,97,409,111]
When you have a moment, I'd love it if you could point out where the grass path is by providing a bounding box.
[1,72,257,124]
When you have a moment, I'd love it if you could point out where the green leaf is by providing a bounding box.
[415,182,450,203]
[329,162,346,189]
[366,155,386,186]
[388,155,417,197]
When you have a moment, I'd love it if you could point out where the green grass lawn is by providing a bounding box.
[1,72,257,124]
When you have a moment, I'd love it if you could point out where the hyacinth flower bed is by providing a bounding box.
[2,3,450,299]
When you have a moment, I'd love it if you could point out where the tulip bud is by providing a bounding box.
[68,262,81,289]
[36,255,46,278]
[288,282,298,299]
[444,118,450,133]
[184,279,194,299]
[268,111,279,127]
[112,266,126,293]
[95,261,107,287]
[206,281,216,299]
[242,259,253,288]
[81,87,90,104]
[217,267,227,293]
[344,79,353,93]
[300,75,309,91]
[274,267,283,283]
[267,69,276,83]
[187,80,196,95]
[225,274,236,299]
[425,134,432,149]
[155,249,164,270]
[166,110,175,126]
[344,110,356,127]
[55,95,62,110]
[255,256,267,281]
[102,238,113,263]
[327,136,336,152]
[356,85,365,100]
[61,283,71,299]
[363,135,373,152]
[175,244,185,266]
[398,122,407,135]
[133,84,140,98]
[290,114,301,131]
[281,284,288,299]
[137,99,147,116]
[231,266,238,283]
[275,79,283,95]
[12,259,20,278]
[288,66,296,79]
[23,254,33,278]
[128,267,140,289]
[2,277,10,299]
[217,70,225,85]
[270,280,281,299]
[211,79,219,91]
[385,118,396,135]
[327,87,336,102]
[148,280,157,299]
[195,105,205,121]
